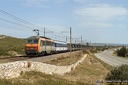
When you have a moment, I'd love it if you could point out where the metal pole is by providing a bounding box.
[81,36,82,50]
[66,36,67,43]
[70,27,72,56]
[44,27,45,37]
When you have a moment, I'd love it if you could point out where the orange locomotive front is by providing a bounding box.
[25,36,40,55]
[25,36,54,56]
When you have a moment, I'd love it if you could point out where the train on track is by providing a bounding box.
[25,36,85,56]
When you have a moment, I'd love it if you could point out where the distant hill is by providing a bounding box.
[0,34,26,56]
[88,43,128,47]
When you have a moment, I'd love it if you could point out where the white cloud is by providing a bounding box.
[75,4,128,29]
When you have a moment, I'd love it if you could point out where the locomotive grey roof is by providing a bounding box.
[28,36,51,40]
[54,40,67,43]
[39,36,51,39]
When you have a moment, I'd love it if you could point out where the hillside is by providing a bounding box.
[0,35,110,85]
[0,51,110,85]
[0,35,26,56]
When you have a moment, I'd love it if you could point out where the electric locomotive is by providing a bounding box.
[25,36,54,56]
[25,36,84,56]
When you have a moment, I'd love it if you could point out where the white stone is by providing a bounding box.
[0,54,88,79]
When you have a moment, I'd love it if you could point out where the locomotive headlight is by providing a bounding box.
[25,47,37,50]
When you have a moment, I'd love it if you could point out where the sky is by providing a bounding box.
[0,0,128,44]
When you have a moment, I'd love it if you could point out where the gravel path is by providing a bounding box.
[26,51,80,62]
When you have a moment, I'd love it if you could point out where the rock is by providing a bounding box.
[0,54,88,79]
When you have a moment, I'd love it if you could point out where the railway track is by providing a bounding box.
[0,56,29,63]
[0,56,24,59]
[0,51,80,63]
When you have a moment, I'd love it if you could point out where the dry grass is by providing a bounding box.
[61,54,109,84]
[0,71,85,85]
[0,50,111,85]
[45,51,84,66]
[45,50,110,84]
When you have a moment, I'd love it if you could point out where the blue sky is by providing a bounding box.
[0,0,128,44]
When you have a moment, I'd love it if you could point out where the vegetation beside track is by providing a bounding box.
[105,64,128,85]
[0,49,110,85]
[43,49,109,84]
[0,35,113,85]
[45,51,84,66]
[0,71,84,85]
[62,50,109,84]
[115,46,128,58]
[0,35,26,56]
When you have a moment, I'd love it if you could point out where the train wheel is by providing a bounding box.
[41,51,46,56]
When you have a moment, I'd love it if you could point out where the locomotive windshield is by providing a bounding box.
[27,39,38,43]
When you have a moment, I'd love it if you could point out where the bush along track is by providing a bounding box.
[0,36,26,56]
[105,64,128,84]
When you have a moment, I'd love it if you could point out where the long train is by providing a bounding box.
[25,36,85,56]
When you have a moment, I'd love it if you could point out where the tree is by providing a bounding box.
[105,64,128,84]
[116,46,127,57]
[86,42,89,46]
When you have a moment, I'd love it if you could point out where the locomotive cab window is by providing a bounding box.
[33,39,38,43]
[27,39,32,43]
[27,39,38,43]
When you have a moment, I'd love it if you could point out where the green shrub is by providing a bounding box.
[89,47,106,53]
[116,46,127,57]
[0,36,26,56]
[105,64,128,82]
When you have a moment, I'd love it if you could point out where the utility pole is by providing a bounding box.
[66,36,67,42]
[44,27,53,37]
[75,39,76,44]
[81,36,82,49]
[61,27,72,56]
[70,27,72,55]
[44,27,45,37]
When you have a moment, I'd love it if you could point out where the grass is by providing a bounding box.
[0,49,110,85]
[89,47,107,53]
[0,35,26,56]
[0,71,86,85]
[0,35,111,85]
[62,54,109,84]
[45,49,110,84]
[45,51,84,66]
